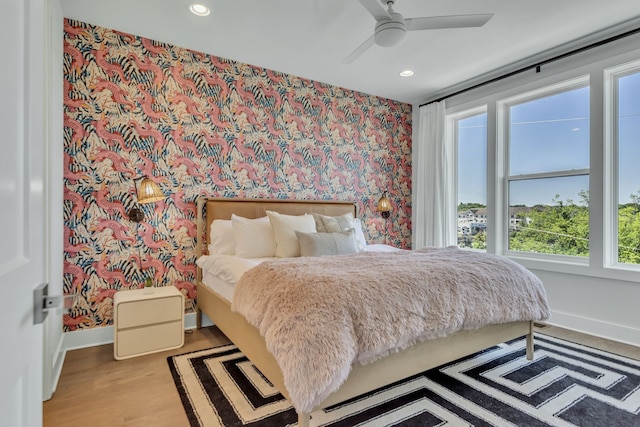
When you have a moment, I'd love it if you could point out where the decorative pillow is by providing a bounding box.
[208,219,236,255]
[266,211,316,257]
[295,229,359,257]
[312,212,354,233]
[231,214,276,258]
[312,212,367,251]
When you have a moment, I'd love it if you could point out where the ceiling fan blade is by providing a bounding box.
[358,0,391,21]
[406,13,493,31]
[343,35,376,64]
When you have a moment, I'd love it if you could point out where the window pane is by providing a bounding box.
[509,87,589,175]
[617,71,640,264]
[508,175,589,256]
[457,113,487,250]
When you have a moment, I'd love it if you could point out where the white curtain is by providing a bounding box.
[412,100,456,248]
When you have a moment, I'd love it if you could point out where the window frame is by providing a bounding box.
[499,76,591,261]
[604,59,640,271]
[448,106,488,252]
[442,39,640,283]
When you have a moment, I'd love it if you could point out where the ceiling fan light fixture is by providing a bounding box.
[188,3,211,17]
[344,0,493,64]
[375,19,406,47]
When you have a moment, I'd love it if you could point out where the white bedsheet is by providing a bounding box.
[196,255,275,301]
[196,244,400,301]
[362,243,401,252]
[201,268,236,302]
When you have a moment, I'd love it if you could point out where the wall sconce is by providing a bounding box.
[127,176,165,223]
[126,176,165,292]
[377,193,392,219]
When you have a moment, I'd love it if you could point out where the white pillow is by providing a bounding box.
[296,229,359,257]
[208,219,235,255]
[312,212,354,233]
[231,214,276,258]
[312,212,367,251]
[266,211,316,257]
[351,218,367,251]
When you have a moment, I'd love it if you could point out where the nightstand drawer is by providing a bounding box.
[113,286,185,360]
[116,295,182,329]
[115,321,184,359]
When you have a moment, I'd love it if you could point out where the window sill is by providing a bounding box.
[507,254,640,284]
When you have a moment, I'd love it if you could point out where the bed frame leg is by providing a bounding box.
[526,321,534,360]
[196,307,202,329]
[298,412,310,427]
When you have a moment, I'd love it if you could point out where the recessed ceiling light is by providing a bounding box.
[399,70,414,77]
[189,3,211,16]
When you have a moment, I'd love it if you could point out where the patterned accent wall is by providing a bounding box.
[63,19,412,331]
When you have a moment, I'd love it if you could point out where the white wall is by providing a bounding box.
[532,269,640,346]
[414,28,640,348]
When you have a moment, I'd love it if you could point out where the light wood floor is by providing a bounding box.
[43,326,231,427]
[43,325,640,427]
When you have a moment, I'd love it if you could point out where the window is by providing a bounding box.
[444,44,640,280]
[614,67,640,265]
[504,82,590,257]
[455,111,487,250]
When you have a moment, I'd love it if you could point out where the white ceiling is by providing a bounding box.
[60,0,640,104]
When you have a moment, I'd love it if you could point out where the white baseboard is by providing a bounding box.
[44,333,66,401]
[62,312,214,351]
[50,339,66,397]
[63,324,113,351]
[546,310,640,348]
[192,311,214,329]
[61,309,638,352]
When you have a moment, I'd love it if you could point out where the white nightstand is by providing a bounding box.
[113,286,185,360]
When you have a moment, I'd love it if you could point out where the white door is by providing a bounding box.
[0,0,48,425]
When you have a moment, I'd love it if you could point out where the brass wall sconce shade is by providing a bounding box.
[127,176,165,223]
[136,177,164,204]
[377,194,392,219]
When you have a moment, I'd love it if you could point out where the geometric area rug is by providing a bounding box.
[167,334,640,426]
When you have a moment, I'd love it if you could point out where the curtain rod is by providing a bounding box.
[419,25,640,107]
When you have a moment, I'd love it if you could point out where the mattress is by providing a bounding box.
[200,267,236,302]
[196,244,400,301]
[196,255,276,301]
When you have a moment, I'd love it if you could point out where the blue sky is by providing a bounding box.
[618,72,640,204]
[457,114,487,204]
[458,72,640,206]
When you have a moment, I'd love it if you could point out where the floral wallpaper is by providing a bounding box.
[63,19,412,331]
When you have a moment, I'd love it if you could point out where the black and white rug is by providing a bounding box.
[167,334,640,426]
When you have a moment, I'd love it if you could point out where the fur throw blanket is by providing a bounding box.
[231,247,550,414]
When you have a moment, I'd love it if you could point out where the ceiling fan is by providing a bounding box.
[344,0,493,63]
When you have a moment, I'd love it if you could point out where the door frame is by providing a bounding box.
[43,0,66,402]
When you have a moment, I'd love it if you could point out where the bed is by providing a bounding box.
[195,197,548,426]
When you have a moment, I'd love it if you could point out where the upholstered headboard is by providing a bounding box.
[195,198,357,262]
